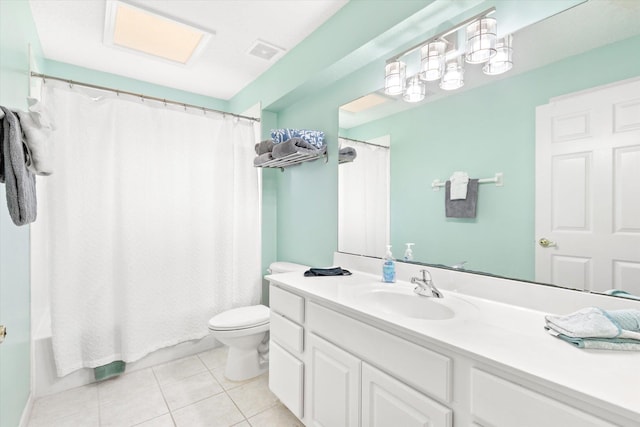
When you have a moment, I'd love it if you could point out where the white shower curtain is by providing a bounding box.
[34,82,261,376]
[338,137,390,258]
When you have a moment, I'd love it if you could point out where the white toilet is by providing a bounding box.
[208,261,308,381]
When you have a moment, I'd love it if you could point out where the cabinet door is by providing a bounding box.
[308,333,361,427]
[269,341,304,418]
[362,362,452,427]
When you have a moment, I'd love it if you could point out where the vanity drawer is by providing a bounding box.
[308,301,451,403]
[270,311,304,354]
[270,285,305,324]
[269,342,304,418]
[471,369,616,427]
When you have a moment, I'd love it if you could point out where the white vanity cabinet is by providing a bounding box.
[268,280,635,427]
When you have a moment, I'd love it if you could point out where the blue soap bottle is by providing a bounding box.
[382,245,396,283]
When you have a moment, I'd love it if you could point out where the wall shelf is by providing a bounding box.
[254,151,327,170]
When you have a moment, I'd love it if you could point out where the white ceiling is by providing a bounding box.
[29,0,348,100]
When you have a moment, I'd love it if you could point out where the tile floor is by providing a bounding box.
[27,347,303,427]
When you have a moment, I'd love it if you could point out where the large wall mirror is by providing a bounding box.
[338,0,640,297]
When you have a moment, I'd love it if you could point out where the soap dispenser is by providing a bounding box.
[403,243,415,261]
[382,245,396,283]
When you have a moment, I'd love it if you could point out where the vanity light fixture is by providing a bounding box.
[403,75,426,102]
[420,40,446,81]
[465,17,497,64]
[384,61,407,95]
[383,7,512,103]
[483,34,513,75]
[440,58,464,91]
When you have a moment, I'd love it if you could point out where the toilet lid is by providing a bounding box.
[208,305,270,331]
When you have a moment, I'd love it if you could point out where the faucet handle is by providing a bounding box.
[419,269,432,283]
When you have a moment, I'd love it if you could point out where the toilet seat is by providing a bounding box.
[208,305,270,331]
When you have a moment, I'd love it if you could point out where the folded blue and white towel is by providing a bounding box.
[271,128,325,149]
[545,307,640,350]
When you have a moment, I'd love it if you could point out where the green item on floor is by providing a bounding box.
[94,360,126,381]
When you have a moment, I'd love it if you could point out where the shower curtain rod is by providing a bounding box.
[339,136,389,149]
[30,72,260,123]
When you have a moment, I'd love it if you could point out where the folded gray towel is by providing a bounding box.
[16,98,55,176]
[253,152,274,166]
[1,106,37,226]
[254,139,275,155]
[445,179,478,218]
[272,137,320,159]
[339,146,357,163]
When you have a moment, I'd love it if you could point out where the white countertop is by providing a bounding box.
[267,270,640,420]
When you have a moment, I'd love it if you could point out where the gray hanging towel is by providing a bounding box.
[1,106,37,226]
[445,178,479,218]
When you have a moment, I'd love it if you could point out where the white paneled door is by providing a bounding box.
[535,78,640,294]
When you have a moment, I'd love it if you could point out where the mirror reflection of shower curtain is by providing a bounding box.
[32,81,261,377]
[338,137,390,258]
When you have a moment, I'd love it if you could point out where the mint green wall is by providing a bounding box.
[0,1,43,425]
[346,35,640,281]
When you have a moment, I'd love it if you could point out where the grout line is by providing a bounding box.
[150,368,177,427]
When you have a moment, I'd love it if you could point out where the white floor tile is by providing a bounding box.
[197,346,228,370]
[153,355,207,385]
[172,393,245,427]
[247,403,303,427]
[28,406,99,427]
[208,366,260,391]
[226,375,278,418]
[231,422,250,427]
[98,368,161,404]
[100,386,169,427]
[133,414,176,427]
[160,371,224,411]
[29,384,98,425]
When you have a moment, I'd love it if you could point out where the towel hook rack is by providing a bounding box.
[432,172,503,191]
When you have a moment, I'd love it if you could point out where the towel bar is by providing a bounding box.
[431,172,503,191]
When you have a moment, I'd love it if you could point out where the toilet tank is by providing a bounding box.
[268,262,309,274]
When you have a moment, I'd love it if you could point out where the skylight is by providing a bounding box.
[104,1,213,65]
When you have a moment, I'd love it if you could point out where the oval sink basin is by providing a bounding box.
[357,289,455,320]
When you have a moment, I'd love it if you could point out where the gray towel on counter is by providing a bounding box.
[16,97,55,176]
[272,137,321,159]
[253,152,274,166]
[445,179,478,218]
[338,146,357,163]
[0,106,37,226]
[254,139,275,155]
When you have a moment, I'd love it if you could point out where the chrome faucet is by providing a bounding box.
[411,269,443,298]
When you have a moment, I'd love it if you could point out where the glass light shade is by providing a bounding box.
[384,61,406,95]
[483,34,513,75]
[419,40,446,81]
[465,17,497,64]
[403,75,426,102]
[439,60,464,91]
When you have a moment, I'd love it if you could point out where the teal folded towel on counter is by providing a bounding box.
[545,307,640,351]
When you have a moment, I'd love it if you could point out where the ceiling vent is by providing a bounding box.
[247,40,285,61]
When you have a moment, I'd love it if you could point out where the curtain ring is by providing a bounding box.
[202,107,206,115]
[163,99,167,107]
[116,90,120,97]
[140,95,144,102]
[68,80,73,89]
[183,104,187,111]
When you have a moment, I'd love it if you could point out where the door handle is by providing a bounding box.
[538,237,557,248]
[0,325,6,344]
